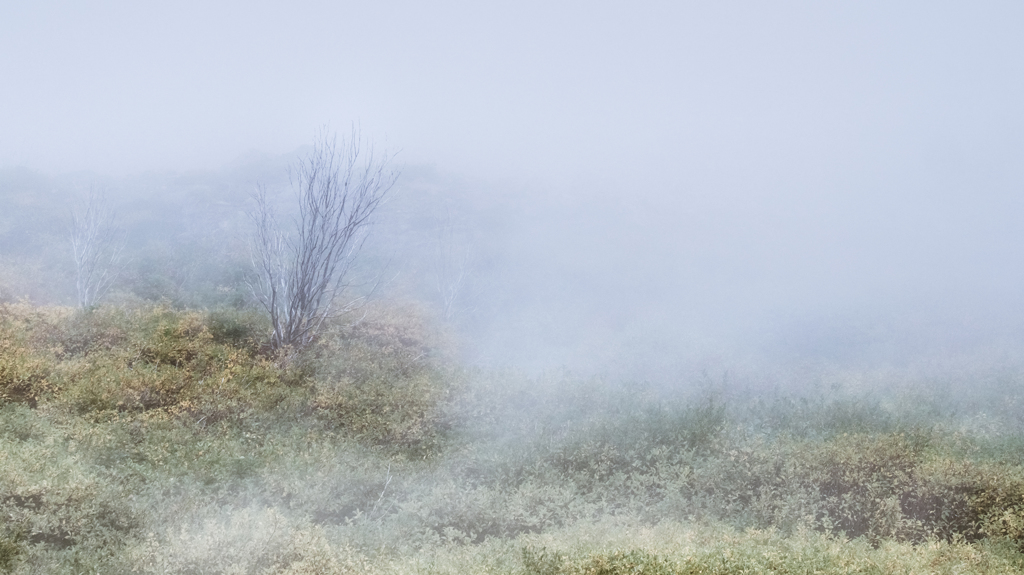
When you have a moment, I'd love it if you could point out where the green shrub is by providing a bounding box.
[0,525,24,573]
[747,394,906,439]
[651,431,1024,546]
[206,307,269,351]
[303,303,458,455]
[0,339,51,408]
[969,466,1024,548]
[47,306,131,357]
[523,546,674,575]
[0,304,60,407]
[515,521,1024,575]
[0,418,140,568]
[34,305,293,427]
[497,391,728,503]
[788,434,1024,545]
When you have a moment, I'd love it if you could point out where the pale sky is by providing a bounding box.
[3,2,1021,185]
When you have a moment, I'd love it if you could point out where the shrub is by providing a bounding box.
[0,304,61,407]
[790,434,1024,545]
[48,306,131,357]
[655,431,1024,546]
[0,417,140,567]
[14,304,292,427]
[516,520,1024,575]
[522,547,673,575]
[304,302,458,455]
[969,466,1024,548]
[540,393,726,495]
[0,525,24,573]
[0,339,52,408]
[205,307,269,351]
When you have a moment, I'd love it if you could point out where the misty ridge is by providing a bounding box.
[4,145,1023,380]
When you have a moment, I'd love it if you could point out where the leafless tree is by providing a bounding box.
[248,129,398,350]
[70,191,125,308]
[434,207,469,321]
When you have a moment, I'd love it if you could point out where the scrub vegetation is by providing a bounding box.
[2,301,1024,574]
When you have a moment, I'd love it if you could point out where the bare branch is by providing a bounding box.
[248,128,398,349]
[434,206,470,321]
[70,191,126,308]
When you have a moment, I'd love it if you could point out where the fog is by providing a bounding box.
[3,1,1024,381]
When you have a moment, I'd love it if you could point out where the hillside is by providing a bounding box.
[2,301,1024,573]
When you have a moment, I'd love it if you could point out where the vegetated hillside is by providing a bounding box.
[2,301,1024,574]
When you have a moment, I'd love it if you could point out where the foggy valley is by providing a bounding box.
[2,2,1024,573]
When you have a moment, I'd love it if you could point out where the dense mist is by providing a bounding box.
[3,149,1023,386]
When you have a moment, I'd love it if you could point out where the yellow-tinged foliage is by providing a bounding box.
[3,301,1024,573]
[304,301,460,455]
[0,303,70,406]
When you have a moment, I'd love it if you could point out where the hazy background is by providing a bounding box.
[2,1,1024,382]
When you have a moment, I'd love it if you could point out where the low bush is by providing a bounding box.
[0,304,63,407]
[544,394,727,486]
[639,431,1024,547]
[303,302,459,456]
[516,520,1024,575]
[522,547,673,575]
[0,408,140,572]
[4,301,1024,572]
[0,525,24,574]
[205,307,269,351]
[49,307,291,427]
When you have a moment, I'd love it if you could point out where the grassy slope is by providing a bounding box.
[2,302,1024,574]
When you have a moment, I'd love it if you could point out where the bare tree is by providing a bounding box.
[248,129,398,350]
[70,191,125,308]
[434,207,469,321]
